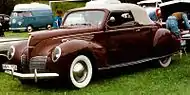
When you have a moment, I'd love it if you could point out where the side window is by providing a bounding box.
[107,11,135,27]
[32,10,52,16]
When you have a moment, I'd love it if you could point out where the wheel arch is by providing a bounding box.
[27,24,33,28]
[76,49,98,72]
[153,28,180,56]
[153,28,171,47]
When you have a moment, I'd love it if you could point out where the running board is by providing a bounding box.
[98,54,171,70]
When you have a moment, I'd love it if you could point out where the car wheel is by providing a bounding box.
[27,26,33,32]
[47,24,52,30]
[158,56,172,68]
[69,55,93,88]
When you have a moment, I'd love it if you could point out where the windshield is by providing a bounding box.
[63,10,105,27]
[11,11,32,17]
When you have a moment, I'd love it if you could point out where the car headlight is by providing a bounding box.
[18,21,22,26]
[12,19,16,24]
[7,46,15,60]
[52,46,61,62]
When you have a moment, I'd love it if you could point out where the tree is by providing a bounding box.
[0,0,142,15]
[0,0,15,15]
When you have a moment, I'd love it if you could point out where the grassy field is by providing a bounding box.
[1,53,190,95]
[4,31,29,38]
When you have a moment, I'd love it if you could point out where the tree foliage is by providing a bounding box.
[0,0,49,15]
[0,0,141,15]
[0,0,15,15]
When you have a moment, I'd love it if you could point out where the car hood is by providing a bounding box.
[29,27,101,46]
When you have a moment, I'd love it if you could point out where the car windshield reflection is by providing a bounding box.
[63,10,105,27]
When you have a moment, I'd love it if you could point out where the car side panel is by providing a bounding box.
[105,26,153,65]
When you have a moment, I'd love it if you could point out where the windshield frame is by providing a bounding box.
[62,9,109,29]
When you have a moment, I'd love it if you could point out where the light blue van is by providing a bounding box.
[9,3,54,32]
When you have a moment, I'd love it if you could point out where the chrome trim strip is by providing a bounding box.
[9,27,26,30]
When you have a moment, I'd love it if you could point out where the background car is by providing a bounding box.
[0,14,9,36]
[9,3,54,32]
[2,1,180,89]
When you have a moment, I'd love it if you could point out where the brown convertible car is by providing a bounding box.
[2,2,180,88]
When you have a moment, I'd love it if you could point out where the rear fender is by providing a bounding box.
[153,28,180,56]
[153,28,171,47]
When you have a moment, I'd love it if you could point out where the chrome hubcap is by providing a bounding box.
[47,25,51,30]
[73,61,88,83]
[27,26,32,32]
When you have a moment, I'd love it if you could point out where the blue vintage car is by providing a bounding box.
[9,3,54,32]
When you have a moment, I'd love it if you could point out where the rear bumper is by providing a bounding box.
[4,69,59,82]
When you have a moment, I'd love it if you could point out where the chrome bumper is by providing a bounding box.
[5,69,59,82]
[9,27,26,31]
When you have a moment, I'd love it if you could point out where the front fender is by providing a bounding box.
[153,28,180,56]
[57,39,107,69]
[153,28,171,47]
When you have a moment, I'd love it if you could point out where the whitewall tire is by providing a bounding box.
[47,24,52,30]
[158,56,172,68]
[70,55,93,88]
[27,26,33,32]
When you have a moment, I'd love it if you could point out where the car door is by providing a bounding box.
[105,11,153,65]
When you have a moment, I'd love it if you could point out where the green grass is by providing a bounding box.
[4,31,29,38]
[1,55,190,95]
